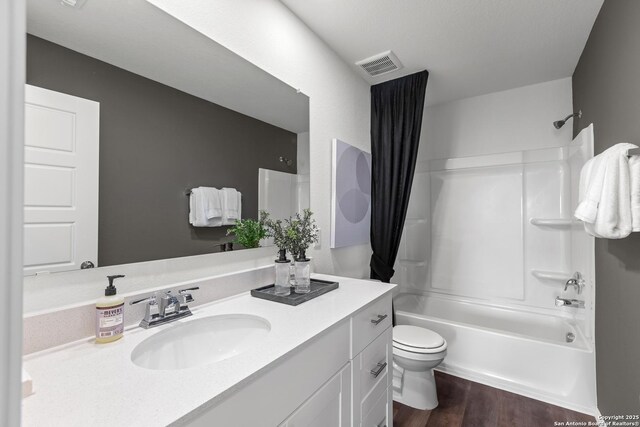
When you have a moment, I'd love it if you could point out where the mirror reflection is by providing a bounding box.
[24,0,310,275]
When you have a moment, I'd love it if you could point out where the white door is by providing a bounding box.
[23,84,99,275]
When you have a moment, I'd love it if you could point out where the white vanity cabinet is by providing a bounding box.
[22,276,395,427]
[350,293,393,427]
[182,293,393,427]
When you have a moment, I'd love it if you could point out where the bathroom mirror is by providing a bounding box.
[23,0,310,275]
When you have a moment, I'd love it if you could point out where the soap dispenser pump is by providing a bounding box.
[96,275,125,343]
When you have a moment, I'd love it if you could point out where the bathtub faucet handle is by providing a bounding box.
[564,272,584,294]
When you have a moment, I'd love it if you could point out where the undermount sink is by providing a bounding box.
[131,314,271,370]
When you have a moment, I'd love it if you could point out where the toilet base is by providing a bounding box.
[393,366,439,410]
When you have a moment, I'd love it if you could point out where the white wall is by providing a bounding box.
[420,77,573,160]
[1,0,25,424]
[148,0,372,278]
[399,78,578,313]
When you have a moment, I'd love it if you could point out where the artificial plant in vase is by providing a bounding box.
[261,211,294,295]
[286,209,319,294]
[261,211,290,259]
[225,211,269,249]
[285,208,319,260]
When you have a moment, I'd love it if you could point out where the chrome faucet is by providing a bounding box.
[130,286,199,328]
[158,291,180,317]
[564,272,585,294]
[555,296,585,308]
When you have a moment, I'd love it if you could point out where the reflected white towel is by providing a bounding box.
[222,188,242,225]
[630,155,640,232]
[202,187,222,220]
[189,187,222,227]
[575,140,638,239]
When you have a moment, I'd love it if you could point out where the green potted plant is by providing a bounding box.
[226,211,268,249]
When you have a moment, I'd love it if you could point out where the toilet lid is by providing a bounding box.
[393,325,445,350]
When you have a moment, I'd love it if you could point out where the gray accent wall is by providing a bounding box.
[572,0,640,414]
[26,35,297,267]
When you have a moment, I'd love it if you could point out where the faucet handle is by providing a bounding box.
[130,294,157,306]
[130,294,159,325]
[177,287,199,305]
[564,279,577,291]
[564,272,584,294]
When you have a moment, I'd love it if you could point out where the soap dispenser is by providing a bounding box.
[96,275,125,343]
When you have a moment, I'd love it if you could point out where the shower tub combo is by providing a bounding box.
[394,292,596,414]
[395,138,598,414]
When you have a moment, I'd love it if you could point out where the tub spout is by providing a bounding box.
[555,296,585,308]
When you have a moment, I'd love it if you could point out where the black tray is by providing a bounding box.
[251,278,339,306]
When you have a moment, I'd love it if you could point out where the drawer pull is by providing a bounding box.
[370,361,387,378]
[370,314,388,325]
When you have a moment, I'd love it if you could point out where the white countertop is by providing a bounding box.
[22,274,395,427]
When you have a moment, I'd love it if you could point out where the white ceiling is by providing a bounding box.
[280,0,604,106]
[27,0,309,133]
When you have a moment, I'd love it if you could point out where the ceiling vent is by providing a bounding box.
[356,51,403,77]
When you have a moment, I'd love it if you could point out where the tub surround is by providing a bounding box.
[22,274,395,426]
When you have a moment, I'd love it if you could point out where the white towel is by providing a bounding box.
[222,188,242,225]
[574,125,600,222]
[630,155,640,231]
[202,187,222,220]
[575,140,638,239]
[189,187,222,227]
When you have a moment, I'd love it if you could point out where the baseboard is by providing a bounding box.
[436,363,599,417]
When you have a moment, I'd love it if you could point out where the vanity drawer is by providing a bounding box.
[351,293,392,357]
[362,385,389,427]
[357,326,391,401]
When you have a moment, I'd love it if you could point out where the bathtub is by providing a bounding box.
[394,293,597,415]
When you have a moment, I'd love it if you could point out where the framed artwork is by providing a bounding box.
[331,138,372,248]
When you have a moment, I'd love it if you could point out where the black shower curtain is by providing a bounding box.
[369,70,428,282]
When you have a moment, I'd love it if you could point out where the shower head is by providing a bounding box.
[553,110,582,129]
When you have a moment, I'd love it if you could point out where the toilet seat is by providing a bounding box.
[393,325,447,354]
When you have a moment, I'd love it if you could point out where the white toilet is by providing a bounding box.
[392,325,447,410]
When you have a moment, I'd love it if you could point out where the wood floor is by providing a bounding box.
[392,371,595,427]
